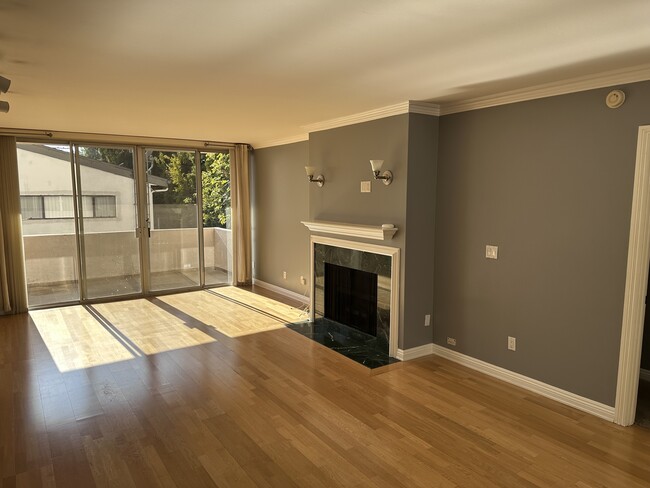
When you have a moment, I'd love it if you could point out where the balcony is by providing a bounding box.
[23,227,232,306]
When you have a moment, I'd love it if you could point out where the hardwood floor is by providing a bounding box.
[1,287,650,487]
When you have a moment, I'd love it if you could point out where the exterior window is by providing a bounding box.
[20,195,117,220]
[20,196,44,220]
[43,195,75,219]
[93,196,117,218]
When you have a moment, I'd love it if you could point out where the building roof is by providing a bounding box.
[17,143,168,188]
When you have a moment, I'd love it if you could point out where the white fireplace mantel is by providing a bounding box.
[301,220,398,241]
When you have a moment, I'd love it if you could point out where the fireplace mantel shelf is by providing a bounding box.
[301,220,398,241]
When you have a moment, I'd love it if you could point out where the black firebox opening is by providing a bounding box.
[324,262,378,336]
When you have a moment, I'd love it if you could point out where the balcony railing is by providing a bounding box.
[23,227,232,285]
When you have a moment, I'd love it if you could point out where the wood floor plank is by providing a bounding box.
[2,286,650,487]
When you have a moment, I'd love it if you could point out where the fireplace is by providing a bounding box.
[285,232,400,365]
[312,240,396,353]
[324,262,378,336]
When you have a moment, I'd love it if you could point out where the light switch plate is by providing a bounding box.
[486,245,498,259]
[361,181,371,193]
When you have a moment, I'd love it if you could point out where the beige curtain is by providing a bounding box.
[0,136,28,313]
[230,144,252,286]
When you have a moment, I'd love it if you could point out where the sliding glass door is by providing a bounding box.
[17,141,233,308]
[201,150,232,286]
[144,149,200,291]
[18,143,80,306]
[75,145,142,299]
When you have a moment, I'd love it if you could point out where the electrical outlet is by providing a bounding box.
[424,314,431,326]
[300,276,306,285]
[447,337,456,346]
[508,336,516,351]
[360,181,371,193]
[282,271,287,280]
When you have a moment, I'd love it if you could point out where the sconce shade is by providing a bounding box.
[370,159,392,185]
[0,101,8,113]
[305,165,315,177]
[370,160,384,172]
[0,76,9,94]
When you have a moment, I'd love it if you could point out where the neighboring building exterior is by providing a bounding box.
[17,144,168,236]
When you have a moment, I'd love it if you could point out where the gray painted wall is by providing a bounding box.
[252,81,650,406]
[307,113,440,349]
[308,115,410,346]
[253,115,440,350]
[403,113,439,349]
[253,141,310,295]
[435,81,650,406]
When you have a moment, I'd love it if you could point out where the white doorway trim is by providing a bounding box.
[615,125,650,426]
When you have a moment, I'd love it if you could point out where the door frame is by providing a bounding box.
[615,125,650,425]
[140,147,204,294]
[74,143,142,301]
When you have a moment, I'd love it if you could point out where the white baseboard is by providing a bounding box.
[640,368,650,382]
[252,279,309,305]
[396,343,615,422]
[396,344,435,361]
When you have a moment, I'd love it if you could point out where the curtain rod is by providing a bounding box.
[0,127,251,149]
[0,128,53,138]
[204,141,254,151]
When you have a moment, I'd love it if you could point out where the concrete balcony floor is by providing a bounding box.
[27,268,231,307]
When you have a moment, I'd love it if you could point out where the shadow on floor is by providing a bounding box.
[636,378,650,428]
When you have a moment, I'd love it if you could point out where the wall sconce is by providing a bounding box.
[370,160,392,185]
[305,166,324,187]
[0,76,10,94]
[0,76,10,113]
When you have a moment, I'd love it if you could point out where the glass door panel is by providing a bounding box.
[76,145,142,299]
[201,151,232,286]
[145,149,200,291]
[17,142,80,306]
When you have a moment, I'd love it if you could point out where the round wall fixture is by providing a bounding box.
[606,89,626,109]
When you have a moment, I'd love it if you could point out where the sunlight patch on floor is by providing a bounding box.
[30,298,217,372]
[90,299,218,353]
[31,306,136,372]
[30,287,305,372]
[213,286,307,323]
[158,288,306,338]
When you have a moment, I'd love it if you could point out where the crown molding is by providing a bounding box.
[254,101,440,149]
[408,101,442,116]
[440,63,650,115]
[254,133,309,150]
[302,100,440,134]
[253,64,650,149]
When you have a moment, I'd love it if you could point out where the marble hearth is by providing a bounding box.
[287,234,400,368]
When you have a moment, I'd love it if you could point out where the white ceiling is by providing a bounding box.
[2,0,650,147]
